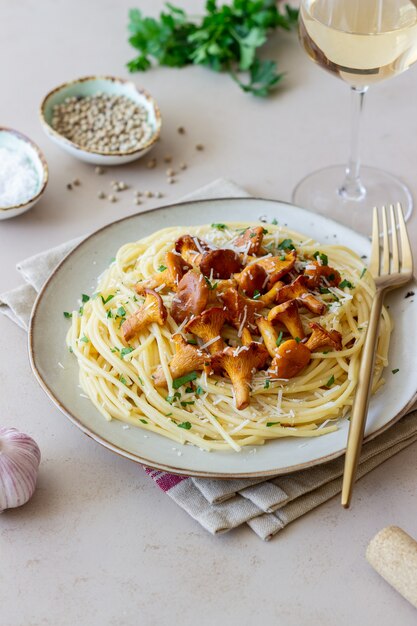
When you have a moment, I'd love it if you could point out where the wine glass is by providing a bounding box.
[293,0,417,232]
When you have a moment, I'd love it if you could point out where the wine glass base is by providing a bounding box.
[292,165,413,235]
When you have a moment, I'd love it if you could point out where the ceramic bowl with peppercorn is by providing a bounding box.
[40,76,162,165]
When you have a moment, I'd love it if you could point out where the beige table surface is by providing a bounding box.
[1,1,417,625]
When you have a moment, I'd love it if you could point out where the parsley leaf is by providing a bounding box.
[277,238,295,251]
[158,265,167,272]
[173,371,198,389]
[360,268,367,279]
[101,294,115,304]
[325,375,335,387]
[267,421,280,427]
[63,311,72,319]
[139,418,148,424]
[276,331,284,346]
[116,306,126,318]
[211,223,226,230]
[81,294,90,303]
[80,335,89,343]
[313,251,328,266]
[252,290,261,300]
[339,279,353,289]
[392,368,399,374]
[264,378,270,389]
[177,421,192,430]
[120,347,134,359]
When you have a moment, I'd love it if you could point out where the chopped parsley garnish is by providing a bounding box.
[173,371,198,389]
[325,375,335,387]
[339,279,353,289]
[110,347,120,353]
[392,368,399,374]
[116,306,126,318]
[277,238,295,251]
[101,294,115,304]
[313,251,328,266]
[204,276,218,290]
[167,391,181,404]
[196,386,204,395]
[158,265,167,272]
[110,257,116,263]
[81,294,90,303]
[249,232,256,238]
[63,311,72,319]
[271,218,278,225]
[319,287,331,294]
[166,413,172,417]
[211,223,226,230]
[177,421,192,430]
[360,268,367,279]
[185,386,194,393]
[68,346,73,353]
[78,306,84,316]
[267,421,280,427]
[295,337,301,343]
[119,375,128,385]
[262,228,268,235]
[264,379,270,389]
[139,419,148,424]
[106,310,113,318]
[180,401,195,407]
[187,339,198,345]
[252,290,261,300]
[276,331,284,346]
[322,350,330,355]
[120,347,134,359]
[80,335,89,343]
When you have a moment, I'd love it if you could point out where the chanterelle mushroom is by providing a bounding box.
[259,281,284,306]
[122,289,167,341]
[257,251,296,286]
[153,334,210,388]
[234,263,268,298]
[233,226,266,256]
[256,317,279,358]
[211,342,269,410]
[220,288,263,333]
[136,251,192,292]
[268,300,305,340]
[199,249,242,279]
[185,307,227,354]
[304,261,341,288]
[171,270,209,324]
[276,276,327,316]
[269,339,311,379]
[305,322,342,352]
[175,234,211,266]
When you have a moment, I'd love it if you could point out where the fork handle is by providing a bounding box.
[341,288,385,508]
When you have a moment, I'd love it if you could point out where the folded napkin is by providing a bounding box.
[1,178,416,540]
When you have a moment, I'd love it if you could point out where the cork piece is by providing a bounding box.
[366,525,417,609]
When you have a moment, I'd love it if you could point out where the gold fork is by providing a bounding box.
[341,203,414,508]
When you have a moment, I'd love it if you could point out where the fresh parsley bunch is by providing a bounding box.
[127,0,299,97]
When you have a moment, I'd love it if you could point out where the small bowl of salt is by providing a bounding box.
[0,128,48,220]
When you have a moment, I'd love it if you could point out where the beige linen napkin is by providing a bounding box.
[1,177,416,540]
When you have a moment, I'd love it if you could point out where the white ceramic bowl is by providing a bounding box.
[39,76,162,165]
[0,128,48,220]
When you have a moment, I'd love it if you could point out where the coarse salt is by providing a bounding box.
[0,147,39,207]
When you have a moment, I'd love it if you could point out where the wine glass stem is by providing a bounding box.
[339,85,368,201]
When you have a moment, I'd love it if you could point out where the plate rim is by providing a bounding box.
[28,197,417,478]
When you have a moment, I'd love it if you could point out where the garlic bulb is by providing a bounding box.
[0,427,41,512]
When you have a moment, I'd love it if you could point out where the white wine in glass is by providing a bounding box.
[293,0,417,231]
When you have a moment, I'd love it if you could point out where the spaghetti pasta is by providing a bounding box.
[66,221,391,452]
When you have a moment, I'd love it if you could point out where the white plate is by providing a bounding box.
[29,198,417,477]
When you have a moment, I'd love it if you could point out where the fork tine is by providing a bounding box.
[381,205,390,275]
[389,204,399,274]
[369,207,380,277]
[396,202,414,273]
